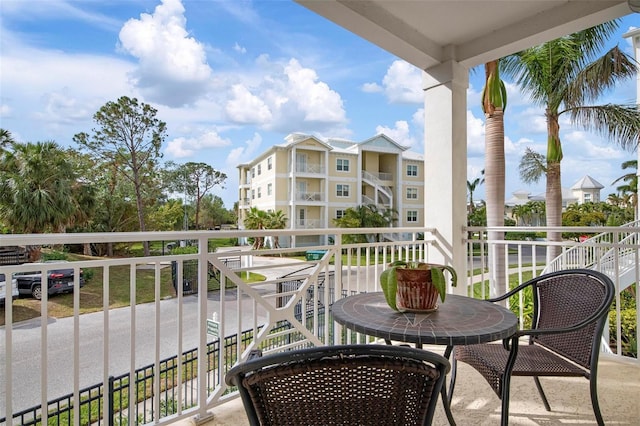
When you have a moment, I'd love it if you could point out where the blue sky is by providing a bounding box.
[1,0,638,209]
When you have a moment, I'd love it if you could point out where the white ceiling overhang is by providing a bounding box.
[296,1,632,70]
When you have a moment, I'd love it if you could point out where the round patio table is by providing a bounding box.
[331,292,518,425]
[331,292,518,347]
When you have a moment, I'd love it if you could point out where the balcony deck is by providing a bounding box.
[183,352,639,426]
[1,226,639,425]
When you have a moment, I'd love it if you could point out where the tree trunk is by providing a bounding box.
[134,179,150,256]
[485,109,506,296]
[545,112,563,262]
[546,161,563,262]
[26,245,42,262]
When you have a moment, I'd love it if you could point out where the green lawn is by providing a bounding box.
[0,253,265,325]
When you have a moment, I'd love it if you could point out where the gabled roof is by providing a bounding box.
[281,133,334,150]
[359,133,409,152]
[571,175,605,190]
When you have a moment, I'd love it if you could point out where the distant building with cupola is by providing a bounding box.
[506,175,604,225]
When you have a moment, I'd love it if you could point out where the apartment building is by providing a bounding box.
[237,133,425,247]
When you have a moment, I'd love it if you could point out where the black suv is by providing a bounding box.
[16,260,85,300]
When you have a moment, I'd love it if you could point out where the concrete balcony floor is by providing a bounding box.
[179,350,639,426]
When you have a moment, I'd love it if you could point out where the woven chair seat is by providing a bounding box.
[226,344,450,426]
[453,269,614,426]
[456,343,589,397]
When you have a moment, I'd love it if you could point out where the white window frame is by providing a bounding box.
[336,209,345,219]
[406,187,418,199]
[267,183,272,196]
[267,156,273,170]
[336,184,350,197]
[406,164,418,177]
[336,158,350,172]
[407,210,418,222]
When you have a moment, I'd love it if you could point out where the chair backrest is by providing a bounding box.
[530,269,615,369]
[225,344,450,426]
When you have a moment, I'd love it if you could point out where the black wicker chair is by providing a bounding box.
[225,344,451,426]
[455,269,615,426]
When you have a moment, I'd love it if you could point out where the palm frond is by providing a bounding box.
[567,46,638,105]
[519,148,547,184]
[567,104,640,150]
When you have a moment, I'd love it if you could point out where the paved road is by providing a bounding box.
[0,255,305,416]
[0,291,271,415]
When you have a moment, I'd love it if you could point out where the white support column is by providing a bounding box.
[423,60,469,295]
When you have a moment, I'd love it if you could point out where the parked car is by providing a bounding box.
[15,260,85,300]
[0,273,19,305]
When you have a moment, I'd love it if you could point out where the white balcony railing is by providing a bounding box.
[295,219,322,228]
[1,225,638,425]
[294,162,325,174]
[294,191,324,202]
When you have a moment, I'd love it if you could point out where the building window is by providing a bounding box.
[584,193,591,202]
[407,210,418,222]
[267,183,272,196]
[251,167,255,178]
[267,156,273,170]
[337,184,350,197]
[257,164,262,175]
[336,209,345,219]
[257,187,262,198]
[337,158,350,172]
[407,164,418,177]
[406,187,418,199]
[251,189,255,199]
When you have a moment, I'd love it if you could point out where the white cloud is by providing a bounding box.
[118,0,212,107]
[381,60,423,104]
[283,59,345,122]
[361,82,382,93]
[165,129,232,158]
[516,107,546,134]
[0,27,134,141]
[223,57,347,134]
[375,121,416,148]
[225,133,263,166]
[226,84,273,124]
[233,42,247,54]
[466,110,485,156]
[0,104,12,117]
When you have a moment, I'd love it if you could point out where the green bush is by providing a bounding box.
[42,251,68,261]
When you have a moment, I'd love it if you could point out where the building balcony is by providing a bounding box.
[293,162,325,175]
[295,219,322,228]
[1,225,638,425]
[294,191,324,202]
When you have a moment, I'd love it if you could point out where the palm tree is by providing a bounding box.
[0,128,15,152]
[333,204,393,245]
[268,210,288,249]
[502,21,640,260]
[0,141,86,260]
[243,207,269,249]
[481,60,508,294]
[466,177,482,214]
[611,160,638,217]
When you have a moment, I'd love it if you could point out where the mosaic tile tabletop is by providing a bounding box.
[332,292,518,346]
